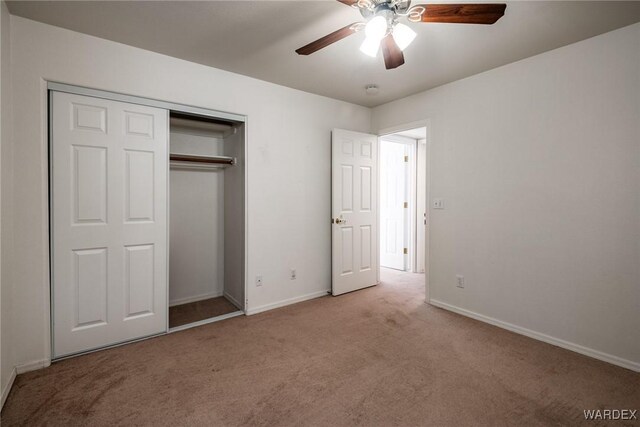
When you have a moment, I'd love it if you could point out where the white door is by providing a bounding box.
[52,92,168,358]
[380,140,408,270]
[331,129,377,296]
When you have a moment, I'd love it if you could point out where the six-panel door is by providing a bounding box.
[52,92,168,358]
[331,129,378,296]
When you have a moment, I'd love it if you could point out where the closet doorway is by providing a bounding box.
[49,84,247,358]
[168,112,245,331]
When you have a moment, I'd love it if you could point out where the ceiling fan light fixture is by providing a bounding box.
[360,36,381,57]
[392,22,416,51]
[364,15,388,40]
[294,1,507,70]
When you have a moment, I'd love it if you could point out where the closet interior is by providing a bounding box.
[168,112,245,330]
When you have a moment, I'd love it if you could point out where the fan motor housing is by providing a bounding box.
[359,0,412,19]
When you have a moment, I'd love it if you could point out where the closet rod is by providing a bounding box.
[169,154,236,166]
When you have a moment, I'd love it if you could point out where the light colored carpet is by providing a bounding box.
[2,269,639,426]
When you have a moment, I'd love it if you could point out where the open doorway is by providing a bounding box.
[379,126,427,280]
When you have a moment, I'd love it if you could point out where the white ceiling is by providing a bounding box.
[7,1,640,107]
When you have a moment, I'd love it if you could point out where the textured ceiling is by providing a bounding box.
[7,1,640,107]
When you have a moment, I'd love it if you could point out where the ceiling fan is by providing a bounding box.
[296,0,506,70]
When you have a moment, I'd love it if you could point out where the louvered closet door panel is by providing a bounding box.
[52,92,168,358]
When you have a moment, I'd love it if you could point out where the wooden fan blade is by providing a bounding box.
[415,3,506,24]
[296,23,359,55]
[381,34,405,70]
[337,0,358,5]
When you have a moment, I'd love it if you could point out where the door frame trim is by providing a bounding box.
[47,82,250,361]
[47,82,246,123]
[377,119,431,303]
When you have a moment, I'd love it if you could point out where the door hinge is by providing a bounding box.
[403,201,408,208]
[404,155,409,162]
[403,248,408,254]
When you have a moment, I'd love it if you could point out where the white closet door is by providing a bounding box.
[52,92,168,358]
[331,129,378,296]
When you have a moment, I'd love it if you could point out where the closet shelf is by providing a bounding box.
[169,154,236,169]
[170,154,236,165]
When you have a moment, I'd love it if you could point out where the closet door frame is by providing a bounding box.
[48,82,249,359]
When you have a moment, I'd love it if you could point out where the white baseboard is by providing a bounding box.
[223,291,243,310]
[430,299,640,373]
[246,290,330,315]
[1,359,54,409]
[169,291,223,307]
[16,358,50,374]
[1,367,17,410]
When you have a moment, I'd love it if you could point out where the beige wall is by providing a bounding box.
[169,130,226,306]
[1,0,16,407]
[223,123,246,310]
[373,23,640,370]
[7,16,371,372]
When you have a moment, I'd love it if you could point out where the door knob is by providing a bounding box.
[334,216,347,224]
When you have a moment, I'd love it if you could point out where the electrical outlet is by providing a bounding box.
[290,269,297,280]
[456,275,465,288]
[433,198,444,209]
[256,275,263,287]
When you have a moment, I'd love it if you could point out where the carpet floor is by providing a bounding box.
[2,269,639,426]
[169,296,240,328]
